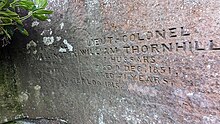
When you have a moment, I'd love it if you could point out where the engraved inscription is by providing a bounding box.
[75,26,220,89]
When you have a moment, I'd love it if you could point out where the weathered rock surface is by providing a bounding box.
[1,0,220,123]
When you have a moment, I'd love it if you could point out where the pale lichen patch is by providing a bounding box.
[34,85,41,91]
[34,85,41,105]
[26,40,37,50]
[59,48,67,53]
[43,37,55,45]
[18,92,29,103]
[33,50,38,54]
[60,22,64,30]
[31,21,40,27]
[47,19,52,22]
[63,39,73,51]
[40,31,45,36]
[56,36,62,41]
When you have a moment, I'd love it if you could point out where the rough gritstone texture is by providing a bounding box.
[1,0,220,124]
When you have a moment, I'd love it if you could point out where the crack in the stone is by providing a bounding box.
[1,117,68,124]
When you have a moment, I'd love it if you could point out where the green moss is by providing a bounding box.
[0,59,22,122]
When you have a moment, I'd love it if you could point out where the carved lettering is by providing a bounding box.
[76,26,220,90]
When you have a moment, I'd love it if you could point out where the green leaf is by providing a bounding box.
[17,24,29,36]
[0,9,19,17]
[5,25,15,36]
[3,0,12,9]
[21,28,28,35]
[0,11,11,17]
[1,27,11,39]
[1,16,12,23]
[5,9,19,17]
[40,0,47,8]
[0,0,52,46]
[33,9,52,14]
[35,0,40,6]
[32,13,48,21]
[17,0,35,10]
[0,0,7,10]
[11,17,23,25]
[33,0,47,8]
[19,0,35,6]
[0,16,12,21]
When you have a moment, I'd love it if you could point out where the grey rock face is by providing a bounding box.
[1,0,220,124]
